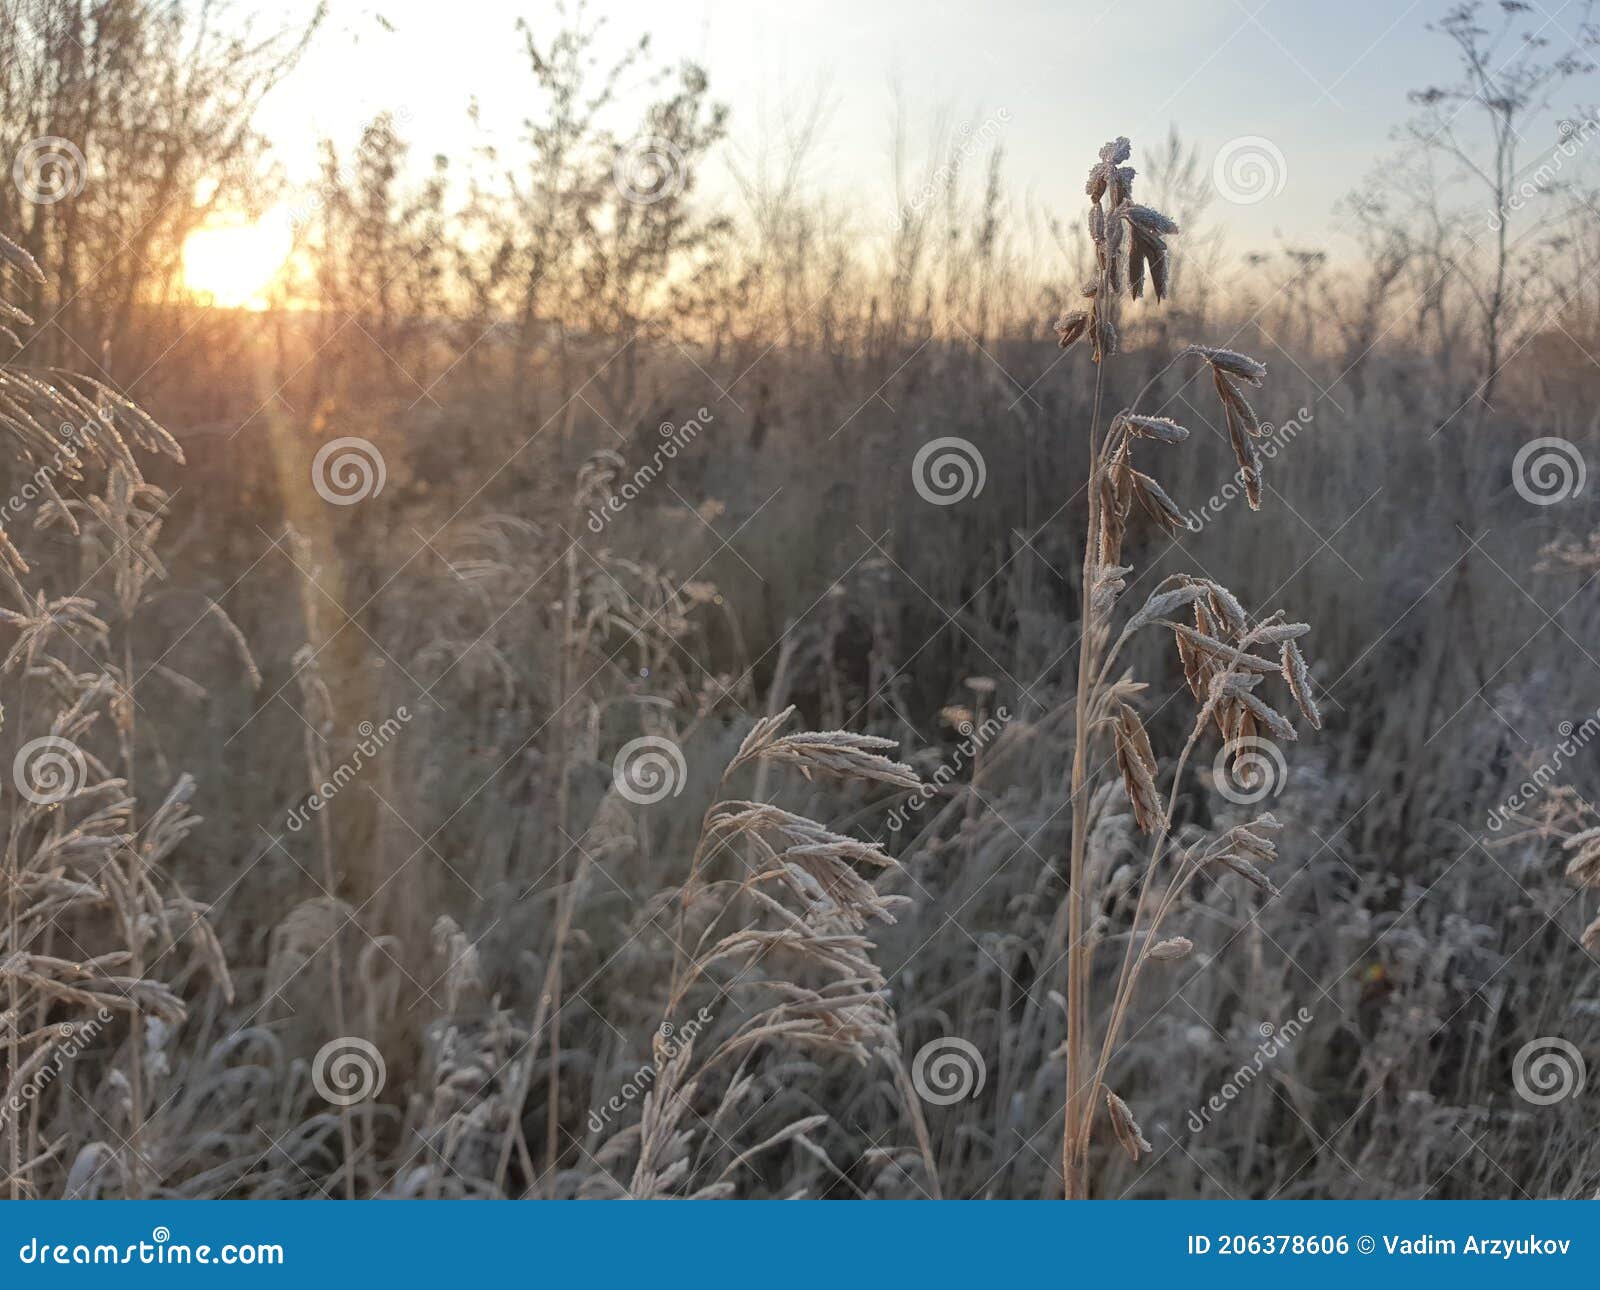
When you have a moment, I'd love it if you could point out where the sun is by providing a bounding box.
[181,218,292,310]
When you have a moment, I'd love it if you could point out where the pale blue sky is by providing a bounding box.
[254,0,1599,254]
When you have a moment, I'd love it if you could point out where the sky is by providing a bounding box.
[248,0,1598,256]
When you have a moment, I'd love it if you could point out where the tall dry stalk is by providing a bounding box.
[1057,137,1322,1198]
[0,228,242,1198]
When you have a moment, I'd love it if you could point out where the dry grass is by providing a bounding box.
[4,8,1600,1203]
[1057,136,1322,1198]
[0,233,240,1199]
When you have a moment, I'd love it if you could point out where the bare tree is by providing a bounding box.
[1404,0,1600,410]
[454,1,726,428]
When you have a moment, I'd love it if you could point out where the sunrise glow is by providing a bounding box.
[181,218,291,310]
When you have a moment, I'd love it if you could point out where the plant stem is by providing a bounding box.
[1063,274,1111,1200]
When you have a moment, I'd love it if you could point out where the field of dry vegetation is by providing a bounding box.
[5,0,1600,1200]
